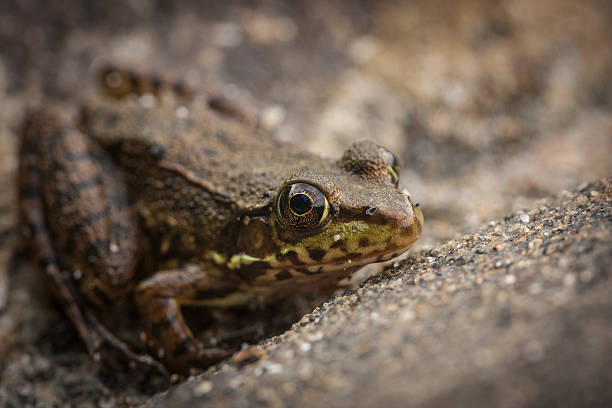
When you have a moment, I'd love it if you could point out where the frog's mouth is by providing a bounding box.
[285,246,408,275]
[233,244,411,286]
[278,205,422,267]
[227,207,422,283]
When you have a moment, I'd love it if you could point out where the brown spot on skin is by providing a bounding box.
[236,264,267,281]
[347,252,362,259]
[330,240,347,250]
[331,255,348,262]
[275,270,293,281]
[307,248,326,262]
[195,287,237,300]
[249,261,271,270]
[284,250,305,265]
[358,238,370,247]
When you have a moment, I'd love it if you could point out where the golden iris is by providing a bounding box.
[277,183,329,228]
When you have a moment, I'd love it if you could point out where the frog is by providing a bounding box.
[18,66,423,375]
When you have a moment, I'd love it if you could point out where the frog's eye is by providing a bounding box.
[379,147,400,187]
[277,183,330,229]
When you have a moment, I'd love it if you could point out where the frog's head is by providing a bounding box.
[229,141,423,284]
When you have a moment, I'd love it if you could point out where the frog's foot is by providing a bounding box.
[135,266,238,374]
[98,65,193,101]
[97,65,253,124]
[211,325,262,346]
[82,309,169,378]
[175,345,234,376]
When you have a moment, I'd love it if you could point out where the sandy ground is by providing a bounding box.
[0,0,611,406]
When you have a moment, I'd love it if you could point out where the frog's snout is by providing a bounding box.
[360,195,423,254]
[364,193,422,234]
[371,206,417,234]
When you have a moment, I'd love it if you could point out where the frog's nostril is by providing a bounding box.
[364,206,378,216]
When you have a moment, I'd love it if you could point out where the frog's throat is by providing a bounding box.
[210,220,418,274]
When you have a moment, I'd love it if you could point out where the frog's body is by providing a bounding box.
[18,67,423,374]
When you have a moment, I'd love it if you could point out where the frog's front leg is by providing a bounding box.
[135,265,236,374]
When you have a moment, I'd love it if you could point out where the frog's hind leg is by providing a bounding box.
[19,111,97,354]
[97,65,252,123]
[18,110,167,375]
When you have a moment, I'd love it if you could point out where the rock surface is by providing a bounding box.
[0,0,611,407]
[147,178,612,408]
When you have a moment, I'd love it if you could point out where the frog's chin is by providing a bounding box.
[286,247,410,275]
[246,247,411,288]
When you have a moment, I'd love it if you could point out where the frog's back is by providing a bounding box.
[84,100,318,200]
[79,99,331,255]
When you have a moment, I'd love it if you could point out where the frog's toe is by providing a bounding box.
[165,343,233,375]
[83,309,169,378]
[195,346,234,364]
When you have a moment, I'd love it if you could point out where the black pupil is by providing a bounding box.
[289,193,313,215]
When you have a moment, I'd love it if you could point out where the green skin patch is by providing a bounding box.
[387,165,399,185]
[221,220,405,275]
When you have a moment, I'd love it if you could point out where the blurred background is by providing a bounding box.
[1,0,611,248]
[0,0,611,405]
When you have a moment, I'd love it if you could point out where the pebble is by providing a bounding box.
[400,309,415,322]
[176,105,189,118]
[299,342,312,352]
[193,381,213,396]
[139,93,155,108]
[211,23,243,48]
[503,275,517,285]
[563,273,576,286]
